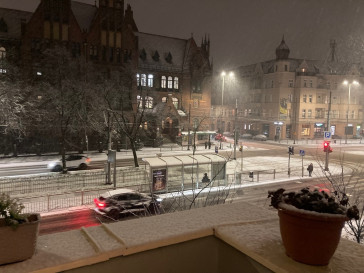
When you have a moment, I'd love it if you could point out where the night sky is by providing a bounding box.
[2,0,364,71]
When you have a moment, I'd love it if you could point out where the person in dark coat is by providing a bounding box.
[307,163,313,177]
[202,173,210,183]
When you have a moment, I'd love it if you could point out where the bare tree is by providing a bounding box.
[316,153,364,244]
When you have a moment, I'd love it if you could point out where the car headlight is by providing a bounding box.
[156,198,163,202]
[47,162,56,168]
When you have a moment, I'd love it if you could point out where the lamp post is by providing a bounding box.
[343,80,359,144]
[221,71,234,106]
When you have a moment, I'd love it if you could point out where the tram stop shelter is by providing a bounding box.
[142,154,227,193]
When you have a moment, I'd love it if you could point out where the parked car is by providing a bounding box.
[240,133,253,139]
[215,133,227,142]
[252,134,267,141]
[331,135,341,139]
[47,154,91,172]
[93,189,163,219]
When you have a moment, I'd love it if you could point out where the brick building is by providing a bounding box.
[0,0,212,151]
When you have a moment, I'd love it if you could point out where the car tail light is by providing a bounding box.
[94,198,106,208]
[86,158,91,163]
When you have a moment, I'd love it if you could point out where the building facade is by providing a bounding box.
[212,38,364,141]
[0,0,212,152]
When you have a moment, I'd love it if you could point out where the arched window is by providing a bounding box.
[148,74,154,87]
[168,76,173,88]
[161,76,166,88]
[162,97,167,103]
[193,118,199,129]
[136,74,140,86]
[172,97,178,109]
[0,47,6,59]
[141,74,146,86]
[174,77,179,89]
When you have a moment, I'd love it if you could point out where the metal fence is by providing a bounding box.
[0,167,147,197]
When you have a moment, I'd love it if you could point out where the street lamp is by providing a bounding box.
[343,80,359,144]
[221,71,234,106]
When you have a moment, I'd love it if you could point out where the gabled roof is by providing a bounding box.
[136,32,189,72]
[0,8,32,40]
[71,1,97,32]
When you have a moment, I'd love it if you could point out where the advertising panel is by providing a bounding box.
[152,169,166,191]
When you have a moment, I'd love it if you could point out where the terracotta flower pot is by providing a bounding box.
[0,213,41,265]
[278,203,347,266]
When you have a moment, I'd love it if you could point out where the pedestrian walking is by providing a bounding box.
[208,141,211,149]
[307,163,313,177]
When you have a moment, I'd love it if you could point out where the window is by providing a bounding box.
[137,95,142,108]
[301,124,310,136]
[302,109,306,118]
[304,80,307,87]
[161,76,166,88]
[148,74,154,87]
[288,80,294,87]
[309,80,313,88]
[288,94,293,102]
[168,76,173,89]
[172,97,178,109]
[326,81,331,90]
[141,74,146,86]
[174,77,179,89]
[271,80,274,88]
[285,65,288,71]
[0,47,6,59]
[193,118,199,129]
[145,96,153,109]
[162,97,167,103]
[308,109,312,118]
[137,95,153,109]
[303,95,307,103]
[136,74,140,86]
[309,95,312,103]
[193,99,198,108]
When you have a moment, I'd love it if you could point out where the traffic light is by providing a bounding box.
[323,141,333,153]
[288,146,294,155]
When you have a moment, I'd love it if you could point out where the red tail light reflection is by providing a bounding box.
[94,198,105,208]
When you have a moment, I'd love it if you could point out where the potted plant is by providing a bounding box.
[268,187,359,266]
[0,193,41,265]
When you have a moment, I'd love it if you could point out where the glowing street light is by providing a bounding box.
[221,71,234,106]
[343,80,359,144]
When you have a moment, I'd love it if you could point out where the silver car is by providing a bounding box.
[252,134,267,141]
[47,154,91,172]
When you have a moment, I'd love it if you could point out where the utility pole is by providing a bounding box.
[187,103,191,150]
[234,99,237,160]
[325,91,332,171]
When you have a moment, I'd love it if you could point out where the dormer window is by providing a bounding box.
[165,52,172,63]
[140,48,146,61]
[152,50,160,62]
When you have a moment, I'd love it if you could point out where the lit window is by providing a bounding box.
[136,74,140,86]
[137,95,142,108]
[162,97,167,103]
[0,68,6,74]
[161,76,166,88]
[145,96,153,109]
[168,76,173,89]
[147,74,154,87]
[37,71,42,76]
[174,77,179,89]
[0,47,6,59]
[172,97,178,109]
[141,74,146,86]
